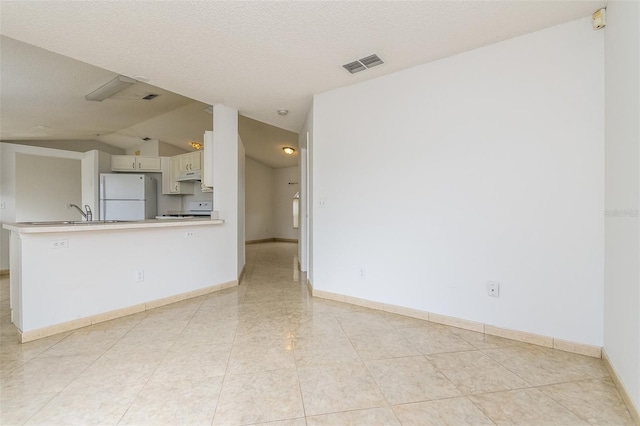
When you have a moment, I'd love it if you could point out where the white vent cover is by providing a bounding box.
[342,54,384,74]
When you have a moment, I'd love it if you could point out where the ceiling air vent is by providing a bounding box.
[342,54,384,74]
[141,93,159,100]
[359,54,384,69]
[343,60,367,74]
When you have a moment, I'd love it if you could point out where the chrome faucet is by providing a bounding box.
[68,204,92,221]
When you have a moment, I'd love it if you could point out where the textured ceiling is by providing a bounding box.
[0,36,194,140]
[0,36,299,168]
[0,0,604,135]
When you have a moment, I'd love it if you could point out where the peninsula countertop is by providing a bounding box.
[3,217,225,234]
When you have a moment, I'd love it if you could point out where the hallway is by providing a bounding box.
[0,242,634,425]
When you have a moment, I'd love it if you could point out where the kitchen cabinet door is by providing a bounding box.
[136,156,161,171]
[112,155,161,172]
[111,155,137,171]
[160,156,194,195]
[178,151,201,171]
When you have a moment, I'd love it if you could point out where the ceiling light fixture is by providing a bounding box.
[283,147,295,155]
[85,75,137,101]
[190,142,203,150]
[277,110,289,116]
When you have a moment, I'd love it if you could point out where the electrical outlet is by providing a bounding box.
[319,197,328,208]
[359,267,365,279]
[136,270,144,282]
[0,201,5,209]
[185,231,195,238]
[487,281,500,298]
[51,239,68,249]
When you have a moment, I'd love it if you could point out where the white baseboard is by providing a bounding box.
[312,288,602,359]
[602,349,640,425]
[19,280,238,343]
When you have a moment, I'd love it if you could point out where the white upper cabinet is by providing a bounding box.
[111,155,161,172]
[178,151,201,172]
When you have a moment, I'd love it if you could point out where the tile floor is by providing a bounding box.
[0,242,635,425]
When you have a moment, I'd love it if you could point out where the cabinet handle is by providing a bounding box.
[139,162,142,169]
[132,162,135,169]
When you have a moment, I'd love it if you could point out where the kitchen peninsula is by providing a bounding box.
[3,218,233,342]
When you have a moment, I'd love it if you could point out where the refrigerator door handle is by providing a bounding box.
[100,176,105,200]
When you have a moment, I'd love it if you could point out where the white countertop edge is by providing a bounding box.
[3,218,225,234]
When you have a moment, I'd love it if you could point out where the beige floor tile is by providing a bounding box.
[0,391,57,425]
[1,243,633,425]
[120,378,222,425]
[297,362,387,416]
[227,343,296,374]
[294,346,361,367]
[450,328,525,350]
[251,418,307,426]
[236,315,291,336]
[176,322,238,346]
[365,356,461,404]
[0,332,70,363]
[2,355,96,395]
[539,378,635,425]
[25,385,142,425]
[398,325,476,354]
[213,368,304,425]
[65,355,161,391]
[287,314,345,336]
[306,407,401,425]
[38,327,128,357]
[382,312,430,329]
[292,333,353,352]
[483,345,608,386]
[469,388,590,425]
[149,346,231,382]
[392,397,495,425]
[427,350,529,394]
[348,330,420,360]
[334,311,394,335]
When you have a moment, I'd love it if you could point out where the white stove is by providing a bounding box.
[156,201,214,220]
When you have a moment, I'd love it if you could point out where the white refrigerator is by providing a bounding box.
[99,174,157,220]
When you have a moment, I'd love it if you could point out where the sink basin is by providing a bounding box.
[19,220,127,225]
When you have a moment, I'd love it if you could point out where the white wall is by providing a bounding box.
[125,139,189,157]
[158,141,189,157]
[274,166,300,240]
[312,18,604,346]
[212,104,243,280]
[125,140,160,156]
[13,224,231,332]
[245,156,275,241]
[299,105,314,278]
[0,143,87,270]
[238,138,246,274]
[15,153,82,222]
[603,0,640,414]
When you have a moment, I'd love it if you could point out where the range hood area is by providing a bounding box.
[176,169,203,181]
